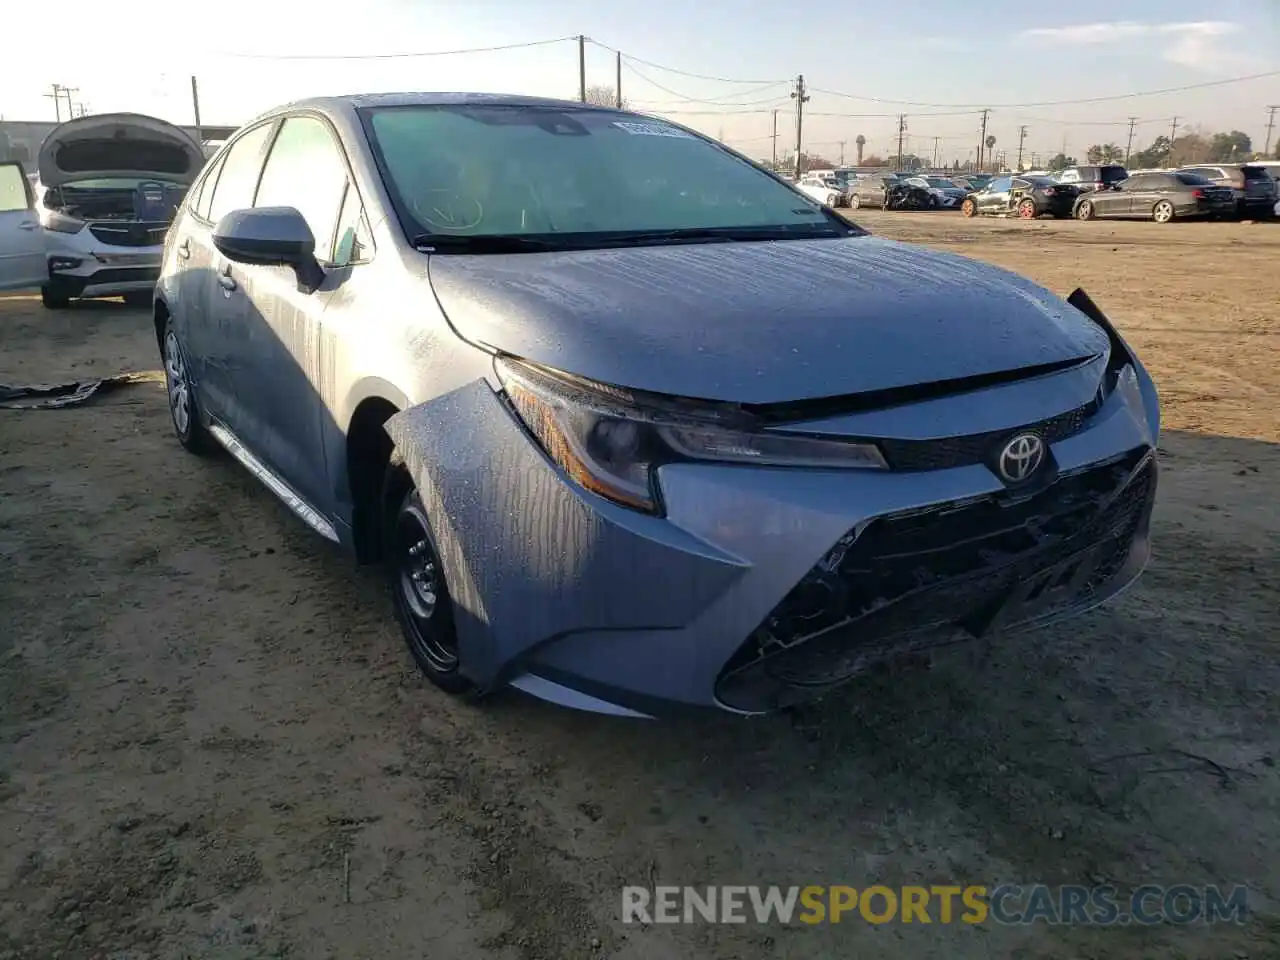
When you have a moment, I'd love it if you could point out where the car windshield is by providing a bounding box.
[1241,166,1270,181]
[1024,176,1055,186]
[924,178,955,188]
[363,105,843,243]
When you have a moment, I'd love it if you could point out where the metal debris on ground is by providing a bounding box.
[0,371,164,410]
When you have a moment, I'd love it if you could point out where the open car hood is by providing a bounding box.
[37,113,204,187]
[428,236,1111,405]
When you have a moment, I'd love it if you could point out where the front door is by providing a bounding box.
[0,163,47,292]
[979,176,1013,213]
[212,114,350,515]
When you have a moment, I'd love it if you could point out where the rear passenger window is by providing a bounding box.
[194,153,226,220]
[206,123,274,225]
[255,116,349,262]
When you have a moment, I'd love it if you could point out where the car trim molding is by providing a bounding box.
[207,420,340,542]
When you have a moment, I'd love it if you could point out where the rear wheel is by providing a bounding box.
[384,474,474,695]
[1152,200,1175,223]
[849,194,861,210]
[1075,199,1095,221]
[960,198,976,218]
[1018,198,1037,219]
[40,287,70,310]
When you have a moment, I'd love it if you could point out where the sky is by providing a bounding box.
[2,0,1278,166]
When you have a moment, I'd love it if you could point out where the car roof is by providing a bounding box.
[246,92,626,126]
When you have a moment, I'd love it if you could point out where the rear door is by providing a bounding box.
[0,162,47,291]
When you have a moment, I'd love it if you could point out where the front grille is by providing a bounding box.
[716,449,1155,712]
[88,222,169,248]
[877,401,1096,472]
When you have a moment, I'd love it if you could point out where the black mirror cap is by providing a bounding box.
[213,206,316,267]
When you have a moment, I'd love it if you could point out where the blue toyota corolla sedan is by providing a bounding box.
[153,93,1159,718]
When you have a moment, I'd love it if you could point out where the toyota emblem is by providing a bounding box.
[997,433,1046,484]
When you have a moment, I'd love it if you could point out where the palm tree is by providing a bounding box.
[855,135,866,165]
[984,135,997,172]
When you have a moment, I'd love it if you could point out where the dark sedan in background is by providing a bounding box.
[1073,171,1236,223]
[960,175,1079,219]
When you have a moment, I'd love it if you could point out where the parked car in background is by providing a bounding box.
[34,113,203,308]
[1177,163,1277,218]
[148,92,1159,717]
[904,175,969,208]
[846,173,897,209]
[960,175,1079,219]
[1055,164,1128,194]
[795,175,848,207]
[952,174,992,192]
[1073,171,1235,223]
[0,161,48,291]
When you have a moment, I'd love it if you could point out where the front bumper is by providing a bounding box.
[44,233,162,298]
[386,335,1159,717]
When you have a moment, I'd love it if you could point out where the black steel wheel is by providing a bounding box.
[386,484,474,694]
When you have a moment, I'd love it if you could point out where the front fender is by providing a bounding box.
[383,380,747,687]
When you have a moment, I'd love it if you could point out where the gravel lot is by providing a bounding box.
[1,212,1278,960]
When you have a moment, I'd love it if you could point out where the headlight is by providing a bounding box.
[40,210,86,234]
[496,358,888,514]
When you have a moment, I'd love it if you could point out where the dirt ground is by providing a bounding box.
[2,213,1278,960]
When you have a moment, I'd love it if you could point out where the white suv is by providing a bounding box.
[33,113,203,308]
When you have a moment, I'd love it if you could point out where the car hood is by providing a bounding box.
[427,236,1110,404]
[37,113,204,187]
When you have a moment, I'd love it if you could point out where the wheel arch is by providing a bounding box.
[343,379,410,564]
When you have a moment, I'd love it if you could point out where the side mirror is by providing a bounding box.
[213,206,324,292]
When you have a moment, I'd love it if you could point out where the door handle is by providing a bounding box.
[218,274,237,294]
[18,220,38,231]
[177,238,191,260]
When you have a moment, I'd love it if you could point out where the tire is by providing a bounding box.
[849,194,861,210]
[161,317,214,455]
[384,477,475,695]
[123,290,152,308]
[40,286,70,309]
[1075,200,1095,221]
[1152,200,1175,224]
[1018,198,1037,219]
[960,198,976,218]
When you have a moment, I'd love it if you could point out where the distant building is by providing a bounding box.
[0,119,238,166]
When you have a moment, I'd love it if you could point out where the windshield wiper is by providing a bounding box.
[594,225,850,246]
[411,234,569,253]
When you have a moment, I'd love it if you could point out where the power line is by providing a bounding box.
[622,63,790,106]
[587,38,786,85]
[809,70,1280,108]
[216,35,574,60]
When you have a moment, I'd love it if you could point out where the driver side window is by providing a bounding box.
[989,177,1013,193]
[255,116,349,264]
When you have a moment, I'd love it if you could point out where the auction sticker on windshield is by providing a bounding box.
[611,121,694,139]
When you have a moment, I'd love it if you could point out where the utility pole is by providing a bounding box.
[1124,117,1138,166]
[838,140,846,165]
[1168,116,1179,166]
[191,76,203,144]
[578,35,586,103]
[1016,125,1027,171]
[60,86,78,120]
[791,74,809,179]
[45,83,66,122]
[932,136,940,169]
[896,114,906,170]
[771,109,778,168]
[615,51,622,108]
[1264,105,1278,158]
[977,108,990,172]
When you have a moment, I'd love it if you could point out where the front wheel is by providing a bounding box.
[960,198,977,218]
[849,194,861,210]
[1075,200,1095,221]
[385,479,475,695]
[1152,200,1175,223]
[40,286,70,310]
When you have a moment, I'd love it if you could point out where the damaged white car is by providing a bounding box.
[34,113,203,308]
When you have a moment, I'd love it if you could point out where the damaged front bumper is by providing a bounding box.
[384,313,1159,719]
